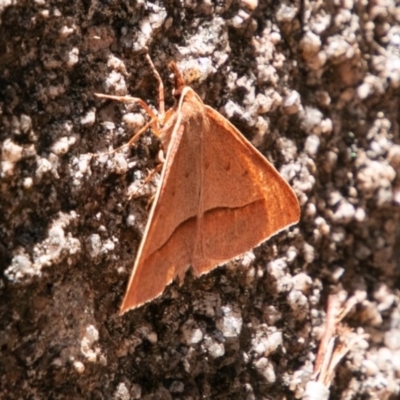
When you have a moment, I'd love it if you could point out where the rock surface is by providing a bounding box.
[1,0,400,399]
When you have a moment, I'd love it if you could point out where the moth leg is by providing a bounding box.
[143,163,163,209]
[141,148,164,204]
[90,119,156,157]
[128,157,164,201]
[145,162,163,184]
[94,94,159,122]
[93,52,166,156]
[93,93,161,156]
[123,54,168,201]
[144,53,165,120]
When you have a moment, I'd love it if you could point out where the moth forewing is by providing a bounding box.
[119,63,300,314]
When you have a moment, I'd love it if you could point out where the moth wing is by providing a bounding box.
[120,89,300,313]
[120,98,205,312]
[191,105,300,274]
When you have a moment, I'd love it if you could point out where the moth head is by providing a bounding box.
[168,61,186,100]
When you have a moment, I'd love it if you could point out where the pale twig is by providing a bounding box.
[304,293,366,400]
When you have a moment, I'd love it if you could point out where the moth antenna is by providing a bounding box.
[145,54,165,119]
[168,61,186,99]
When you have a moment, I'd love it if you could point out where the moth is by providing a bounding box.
[96,55,300,314]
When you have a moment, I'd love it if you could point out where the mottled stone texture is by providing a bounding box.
[1,0,400,399]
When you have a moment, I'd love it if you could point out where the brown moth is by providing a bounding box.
[96,56,300,314]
